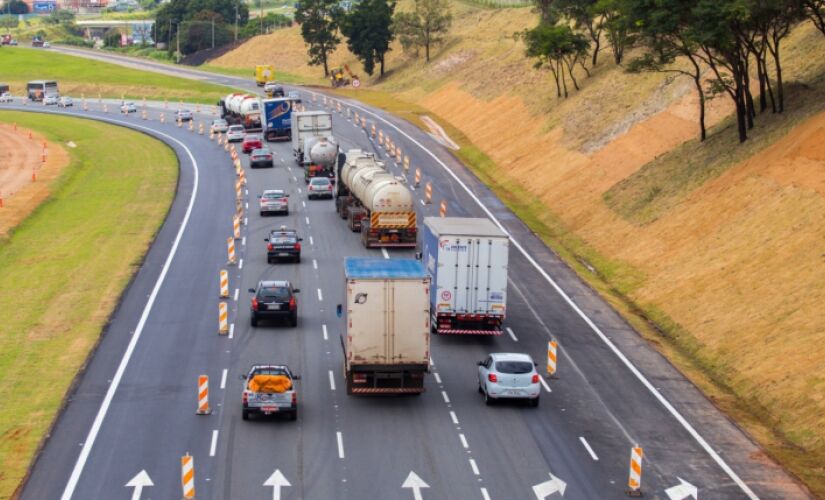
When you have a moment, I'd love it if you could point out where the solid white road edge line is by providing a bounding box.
[209,430,218,457]
[336,432,345,459]
[220,369,228,390]
[59,119,200,500]
[328,370,336,391]
[579,436,599,461]
[328,95,759,500]
[506,327,518,342]
[539,376,552,393]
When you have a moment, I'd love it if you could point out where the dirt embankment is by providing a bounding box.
[0,123,70,237]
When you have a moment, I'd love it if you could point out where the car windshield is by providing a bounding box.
[263,192,285,199]
[495,361,534,374]
[310,178,330,186]
[260,286,290,300]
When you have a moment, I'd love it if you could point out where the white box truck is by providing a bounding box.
[291,110,332,165]
[339,257,430,395]
[422,217,509,335]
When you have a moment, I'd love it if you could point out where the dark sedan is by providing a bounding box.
[249,280,299,327]
[266,227,302,263]
[250,148,274,168]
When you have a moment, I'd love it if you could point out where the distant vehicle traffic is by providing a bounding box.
[210,118,228,133]
[477,353,541,407]
[0,92,12,103]
[175,109,193,122]
[43,95,58,106]
[261,97,293,141]
[58,96,73,107]
[241,364,299,421]
[258,189,289,216]
[219,93,262,130]
[302,136,338,183]
[27,80,58,102]
[255,64,275,87]
[265,227,302,263]
[291,111,333,165]
[340,257,430,395]
[249,147,274,168]
[264,82,284,98]
[242,134,263,154]
[249,280,299,327]
[226,125,245,142]
[307,177,333,199]
[121,102,137,113]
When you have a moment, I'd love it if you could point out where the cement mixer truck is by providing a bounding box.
[335,150,417,248]
[219,93,262,131]
[302,136,339,183]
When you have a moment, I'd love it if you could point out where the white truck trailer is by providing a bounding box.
[291,110,333,165]
[339,257,431,394]
[422,217,509,335]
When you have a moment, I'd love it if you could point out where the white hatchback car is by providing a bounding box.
[43,95,58,105]
[58,96,73,107]
[226,125,246,142]
[121,102,137,113]
[210,118,229,133]
[477,353,541,406]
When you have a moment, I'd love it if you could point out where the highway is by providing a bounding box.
[5,49,811,499]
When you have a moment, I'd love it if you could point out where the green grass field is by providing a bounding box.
[0,111,177,497]
[0,47,232,103]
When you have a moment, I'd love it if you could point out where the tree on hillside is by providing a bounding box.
[341,0,396,76]
[556,0,603,66]
[594,0,634,64]
[393,0,452,62]
[532,0,556,24]
[522,23,589,97]
[626,0,709,140]
[155,0,248,53]
[294,0,343,76]
[802,0,825,36]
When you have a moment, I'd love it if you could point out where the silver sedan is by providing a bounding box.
[477,353,541,406]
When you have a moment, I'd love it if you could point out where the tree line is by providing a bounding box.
[522,0,825,143]
[294,0,452,78]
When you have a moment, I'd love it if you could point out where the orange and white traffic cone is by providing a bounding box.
[439,200,448,218]
[227,237,236,265]
[354,111,359,123]
[371,124,376,138]
[627,445,643,496]
[396,147,402,162]
[378,130,384,146]
[218,302,229,335]
[219,270,229,298]
[414,168,421,187]
[403,156,410,173]
[233,215,241,239]
[188,120,194,131]
[197,375,212,414]
[181,453,195,498]
[424,182,433,204]
[361,116,367,128]
[547,340,558,377]
[199,122,204,135]
[160,113,166,124]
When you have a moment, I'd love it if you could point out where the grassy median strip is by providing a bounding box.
[0,47,232,103]
[0,111,177,497]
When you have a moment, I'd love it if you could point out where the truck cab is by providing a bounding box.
[241,364,300,420]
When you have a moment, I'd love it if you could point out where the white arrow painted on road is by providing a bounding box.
[124,470,153,500]
[532,472,567,498]
[264,469,291,500]
[665,477,698,500]
[402,471,429,500]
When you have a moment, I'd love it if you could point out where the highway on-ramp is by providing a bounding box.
[5,51,811,499]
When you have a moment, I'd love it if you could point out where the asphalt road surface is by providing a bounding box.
[4,49,812,499]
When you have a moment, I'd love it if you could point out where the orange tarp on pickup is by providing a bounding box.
[248,374,292,393]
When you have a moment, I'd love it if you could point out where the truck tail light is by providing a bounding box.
[532,374,540,384]
[267,243,273,251]
[289,297,296,310]
[251,297,259,311]
[242,391,248,404]
[488,373,497,383]
[291,392,297,405]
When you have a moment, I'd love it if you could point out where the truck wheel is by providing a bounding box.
[251,315,258,327]
[242,410,250,421]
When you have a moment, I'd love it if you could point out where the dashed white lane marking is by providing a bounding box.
[433,372,442,384]
[336,432,345,459]
[450,411,459,425]
[481,487,491,500]
[506,327,518,342]
[579,436,599,461]
[313,259,318,270]
[228,323,235,339]
[245,202,248,209]
[302,201,306,208]
[245,189,248,196]
[309,236,314,246]
[233,288,239,301]
[305,216,310,225]
[297,187,302,193]
[241,236,246,246]
[381,247,389,259]
[243,217,248,226]
[441,391,451,404]
[469,458,480,476]
[317,288,323,302]
[238,259,244,270]
[328,370,336,391]
[322,324,328,340]
[220,369,228,390]
[539,376,552,393]
[459,433,469,449]
[209,430,218,457]
[419,199,425,206]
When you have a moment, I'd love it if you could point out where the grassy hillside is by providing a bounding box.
[209,5,825,494]
[0,47,230,103]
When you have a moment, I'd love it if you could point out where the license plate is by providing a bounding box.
[278,253,290,257]
[268,304,282,310]
[262,406,278,413]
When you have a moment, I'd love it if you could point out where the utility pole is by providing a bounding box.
[259,0,263,35]
[234,2,238,43]
[211,16,215,49]
[176,24,180,63]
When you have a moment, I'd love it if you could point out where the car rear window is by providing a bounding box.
[495,361,534,374]
[252,368,288,377]
[263,192,285,199]
[260,286,290,299]
[229,126,244,132]
[253,149,270,156]
[311,178,330,185]
[270,232,296,243]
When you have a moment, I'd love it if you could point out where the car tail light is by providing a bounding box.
[488,373,497,383]
[289,297,296,310]
[251,297,259,311]
[294,242,301,251]
[267,243,273,251]
[532,374,540,384]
